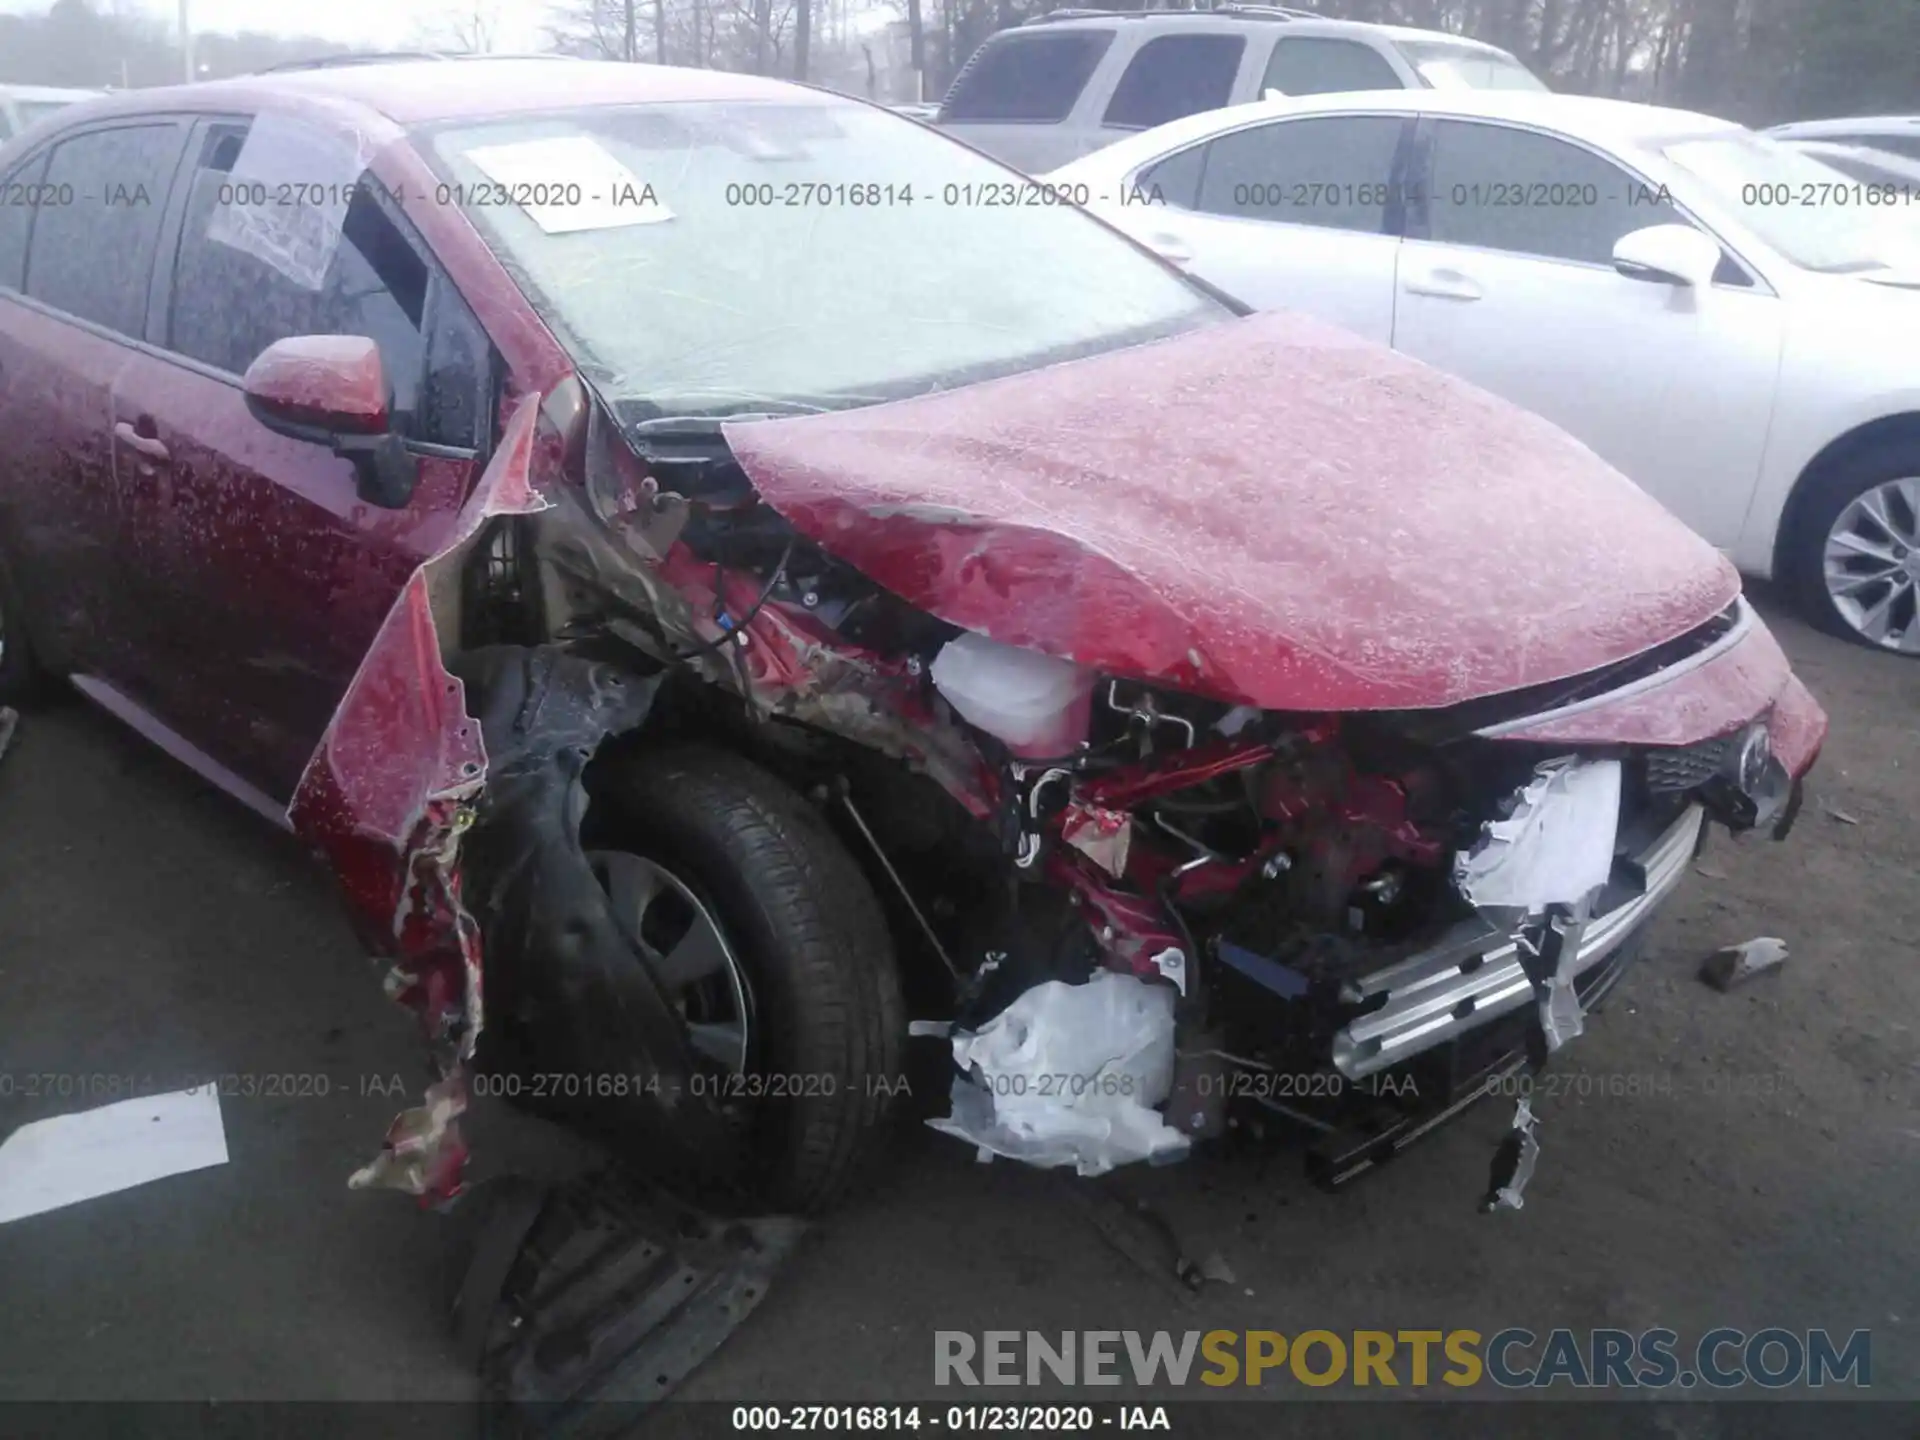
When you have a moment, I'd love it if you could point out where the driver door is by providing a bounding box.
[1391,117,1784,547]
[112,114,493,803]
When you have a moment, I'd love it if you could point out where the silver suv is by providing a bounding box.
[934,6,1545,172]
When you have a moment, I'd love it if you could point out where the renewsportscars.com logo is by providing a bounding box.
[933,1328,1872,1390]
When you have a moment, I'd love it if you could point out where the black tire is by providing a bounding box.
[1787,437,1920,653]
[585,743,907,1214]
[0,542,46,706]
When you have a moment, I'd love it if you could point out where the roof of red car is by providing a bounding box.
[78,59,822,130]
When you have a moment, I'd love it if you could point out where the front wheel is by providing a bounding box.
[1791,442,1920,655]
[583,744,907,1214]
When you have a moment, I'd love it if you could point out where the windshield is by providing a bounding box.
[1396,41,1548,92]
[1662,131,1920,272]
[15,99,81,128]
[419,99,1225,417]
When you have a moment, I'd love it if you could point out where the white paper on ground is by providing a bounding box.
[462,136,674,232]
[0,1088,229,1224]
[1453,757,1622,911]
[927,969,1190,1178]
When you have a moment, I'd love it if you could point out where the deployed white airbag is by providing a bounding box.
[1453,756,1622,911]
[927,970,1189,1177]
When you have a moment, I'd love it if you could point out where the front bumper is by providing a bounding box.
[1331,802,1704,1080]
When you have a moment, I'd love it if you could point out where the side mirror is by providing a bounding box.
[1611,224,1723,290]
[242,335,419,509]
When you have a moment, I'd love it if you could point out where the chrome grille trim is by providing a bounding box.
[1473,600,1751,739]
[1331,804,1704,1079]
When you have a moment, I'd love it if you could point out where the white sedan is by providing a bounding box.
[1046,91,1920,655]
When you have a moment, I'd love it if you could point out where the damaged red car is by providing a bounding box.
[0,59,1825,1214]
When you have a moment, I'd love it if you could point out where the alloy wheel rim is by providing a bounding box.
[1823,477,1920,653]
[585,849,754,1073]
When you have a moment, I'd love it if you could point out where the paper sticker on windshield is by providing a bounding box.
[461,136,673,232]
[206,113,371,290]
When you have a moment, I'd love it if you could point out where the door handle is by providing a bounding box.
[114,420,170,463]
[1404,268,1483,301]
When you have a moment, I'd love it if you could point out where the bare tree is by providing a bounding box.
[415,2,503,53]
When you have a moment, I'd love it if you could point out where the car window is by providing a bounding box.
[420,98,1226,417]
[940,31,1116,124]
[1395,40,1548,92]
[16,100,81,130]
[1425,119,1681,265]
[1852,134,1920,161]
[1261,38,1402,97]
[1811,149,1901,185]
[1192,115,1405,233]
[168,120,434,437]
[1137,142,1210,209]
[0,152,50,292]
[25,123,182,335]
[1103,35,1246,130]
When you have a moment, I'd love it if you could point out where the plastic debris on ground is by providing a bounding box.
[928,969,1190,1178]
[1480,1097,1541,1214]
[1700,936,1789,992]
[1453,758,1621,911]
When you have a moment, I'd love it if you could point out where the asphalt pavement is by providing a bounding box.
[0,588,1915,1431]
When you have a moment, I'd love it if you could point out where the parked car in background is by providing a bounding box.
[934,7,1543,171]
[1771,135,1920,190]
[0,84,106,143]
[1051,90,1920,655]
[889,101,940,120]
[0,59,1822,1215]
[1766,115,1920,161]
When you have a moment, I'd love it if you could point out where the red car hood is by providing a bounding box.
[724,310,1739,712]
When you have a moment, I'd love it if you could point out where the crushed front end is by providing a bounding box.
[898,598,1824,1190]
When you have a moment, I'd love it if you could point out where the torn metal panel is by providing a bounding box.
[288,396,548,1202]
[722,309,1739,713]
[1062,800,1131,877]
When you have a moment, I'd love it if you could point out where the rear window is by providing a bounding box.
[16,100,80,130]
[941,31,1116,124]
[1103,34,1246,130]
[1396,39,1547,91]
[1261,37,1403,96]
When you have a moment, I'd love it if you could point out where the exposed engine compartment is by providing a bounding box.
[427,383,1806,1191]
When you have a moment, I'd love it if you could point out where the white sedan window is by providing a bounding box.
[1426,120,1681,265]
[1187,115,1406,234]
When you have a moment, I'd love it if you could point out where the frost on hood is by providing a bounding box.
[723,310,1741,713]
[929,970,1191,1177]
[288,398,548,1202]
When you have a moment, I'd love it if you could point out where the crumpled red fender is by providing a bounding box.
[287,396,546,1203]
